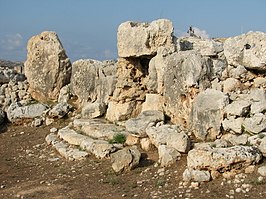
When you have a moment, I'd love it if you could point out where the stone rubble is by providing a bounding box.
[1,19,266,181]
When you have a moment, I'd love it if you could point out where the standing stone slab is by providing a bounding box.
[191,89,229,141]
[24,31,72,102]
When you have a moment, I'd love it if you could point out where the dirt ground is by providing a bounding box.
[0,121,266,199]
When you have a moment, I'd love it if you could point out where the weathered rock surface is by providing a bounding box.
[146,125,191,153]
[70,59,116,107]
[24,31,72,102]
[183,168,211,182]
[191,89,229,141]
[125,110,164,136]
[48,102,72,119]
[224,31,266,71]
[110,146,141,173]
[7,102,48,123]
[158,145,181,167]
[224,100,250,117]
[58,127,116,159]
[117,19,175,57]
[242,113,266,134]
[81,102,106,119]
[258,137,266,157]
[187,146,262,172]
[222,117,244,134]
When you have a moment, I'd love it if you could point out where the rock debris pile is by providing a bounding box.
[1,19,266,183]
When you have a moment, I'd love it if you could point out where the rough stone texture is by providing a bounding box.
[140,138,152,151]
[183,168,211,182]
[258,137,266,157]
[81,102,106,119]
[106,101,140,122]
[110,146,141,173]
[224,31,266,71]
[158,145,181,167]
[242,113,266,134]
[222,117,244,134]
[48,102,72,119]
[58,127,116,159]
[117,19,175,57]
[191,89,229,141]
[187,146,262,172]
[224,100,251,117]
[58,84,71,103]
[221,134,248,146]
[222,78,241,93]
[147,50,213,126]
[7,102,48,123]
[258,166,266,176]
[125,110,164,136]
[178,37,223,56]
[141,94,164,112]
[70,59,117,107]
[146,124,191,153]
[24,31,72,102]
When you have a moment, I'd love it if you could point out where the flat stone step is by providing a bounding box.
[73,118,127,140]
[57,127,117,159]
[45,133,89,161]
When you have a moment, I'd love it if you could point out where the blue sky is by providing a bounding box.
[0,0,266,62]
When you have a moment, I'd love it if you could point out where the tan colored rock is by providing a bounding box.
[24,31,71,102]
[141,94,164,112]
[117,19,175,57]
[140,138,152,151]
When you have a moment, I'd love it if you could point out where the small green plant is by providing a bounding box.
[108,133,126,144]
[155,179,166,187]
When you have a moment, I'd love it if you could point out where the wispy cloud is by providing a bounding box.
[177,27,210,39]
[1,33,23,50]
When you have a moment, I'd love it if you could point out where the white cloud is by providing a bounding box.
[1,33,23,50]
[192,27,210,39]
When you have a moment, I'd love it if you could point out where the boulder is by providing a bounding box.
[222,117,244,134]
[183,168,211,182]
[117,19,175,57]
[110,146,141,173]
[141,94,164,112]
[258,137,266,157]
[242,113,266,134]
[24,31,72,102]
[48,102,72,119]
[191,89,229,141]
[222,78,241,93]
[125,110,164,136]
[224,100,251,117]
[187,146,262,172]
[158,145,181,167]
[147,50,213,125]
[258,166,266,176]
[70,59,117,106]
[224,31,266,71]
[58,84,71,103]
[81,102,106,119]
[146,124,191,153]
[7,102,48,123]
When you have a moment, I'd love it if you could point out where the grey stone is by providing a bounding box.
[224,100,251,117]
[146,124,191,153]
[191,89,229,141]
[258,166,266,176]
[24,31,72,102]
[183,168,211,182]
[258,137,266,157]
[222,78,241,93]
[58,84,71,103]
[221,134,248,146]
[251,101,266,114]
[7,102,48,123]
[187,146,262,172]
[70,59,116,107]
[224,31,266,71]
[222,117,244,134]
[48,102,72,119]
[125,110,164,136]
[158,145,181,167]
[111,146,141,173]
[81,102,106,119]
[242,113,266,134]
